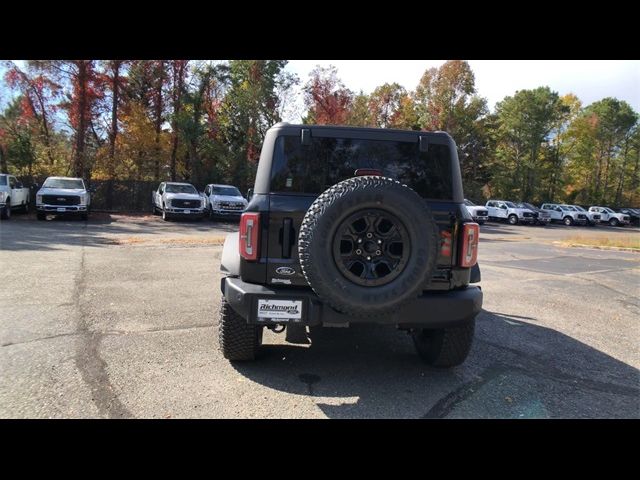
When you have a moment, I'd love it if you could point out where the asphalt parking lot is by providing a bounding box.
[1,213,638,418]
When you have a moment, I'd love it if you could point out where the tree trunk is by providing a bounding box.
[0,144,7,173]
[154,61,164,181]
[73,61,88,178]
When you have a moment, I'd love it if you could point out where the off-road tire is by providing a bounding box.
[298,176,439,317]
[508,214,518,225]
[564,216,573,226]
[411,318,475,367]
[218,298,263,361]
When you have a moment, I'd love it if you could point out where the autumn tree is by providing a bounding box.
[303,65,352,125]
[368,83,414,129]
[220,60,296,189]
[415,60,490,199]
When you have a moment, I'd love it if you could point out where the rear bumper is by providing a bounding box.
[222,276,483,329]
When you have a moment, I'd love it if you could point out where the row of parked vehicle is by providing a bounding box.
[0,173,249,222]
[151,181,248,221]
[463,198,638,227]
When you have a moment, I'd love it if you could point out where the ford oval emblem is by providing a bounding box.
[276,266,295,276]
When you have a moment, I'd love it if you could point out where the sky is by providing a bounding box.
[283,60,640,122]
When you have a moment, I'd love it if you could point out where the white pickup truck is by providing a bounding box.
[486,200,536,225]
[570,205,601,226]
[540,203,587,226]
[152,182,206,221]
[588,206,630,227]
[0,173,31,220]
[36,176,91,220]
[203,183,248,219]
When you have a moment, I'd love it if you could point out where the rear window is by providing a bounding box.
[270,135,453,200]
[0,176,6,186]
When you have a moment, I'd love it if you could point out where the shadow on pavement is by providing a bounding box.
[231,310,640,419]
[0,213,237,251]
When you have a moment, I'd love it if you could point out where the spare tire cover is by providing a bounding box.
[298,176,439,317]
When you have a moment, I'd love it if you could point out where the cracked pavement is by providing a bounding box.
[1,214,639,418]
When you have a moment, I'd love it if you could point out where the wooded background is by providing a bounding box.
[1,60,638,207]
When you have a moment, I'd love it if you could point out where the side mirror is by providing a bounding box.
[16,182,23,188]
[246,188,253,201]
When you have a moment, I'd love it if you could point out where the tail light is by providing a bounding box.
[239,212,260,261]
[459,222,479,267]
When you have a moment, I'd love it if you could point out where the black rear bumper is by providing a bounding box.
[222,276,482,329]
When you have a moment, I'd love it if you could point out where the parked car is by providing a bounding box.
[203,184,248,220]
[616,207,640,226]
[218,123,482,366]
[0,173,30,220]
[152,182,206,221]
[36,177,91,221]
[588,206,630,227]
[540,203,587,226]
[570,205,601,226]
[485,200,536,225]
[516,202,551,225]
[463,199,488,224]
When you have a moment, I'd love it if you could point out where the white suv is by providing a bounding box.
[588,206,630,227]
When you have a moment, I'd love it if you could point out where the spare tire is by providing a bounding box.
[298,176,439,317]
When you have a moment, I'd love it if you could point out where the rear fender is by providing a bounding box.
[220,232,240,276]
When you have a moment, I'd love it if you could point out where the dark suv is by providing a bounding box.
[218,123,483,366]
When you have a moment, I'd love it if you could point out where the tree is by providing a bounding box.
[303,65,352,125]
[565,98,638,204]
[368,83,409,128]
[345,91,373,127]
[415,61,489,197]
[3,61,61,166]
[492,87,564,201]
[220,60,295,189]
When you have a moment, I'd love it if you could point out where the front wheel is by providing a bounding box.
[37,212,46,221]
[609,218,619,227]
[563,216,573,226]
[0,200,10,220]
[411,319,475,367]
[218,298,263,361]
[23,200,29,214]
[162,206,170,221]
[508,214,518,225]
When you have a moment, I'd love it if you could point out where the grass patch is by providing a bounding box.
[112,236,226,246]
[560,235,640,251]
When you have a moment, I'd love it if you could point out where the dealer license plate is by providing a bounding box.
[257,299,303,322]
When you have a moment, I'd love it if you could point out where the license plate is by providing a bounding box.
[183,210,191,214]
[57,207,66,212]
[257,299,303,322]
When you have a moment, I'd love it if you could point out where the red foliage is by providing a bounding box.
[304,66,352,125]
